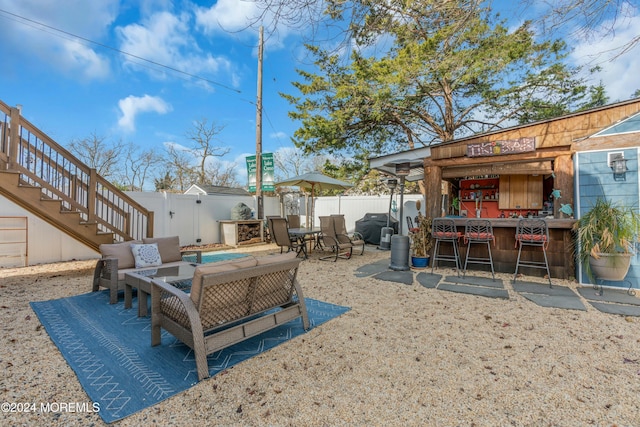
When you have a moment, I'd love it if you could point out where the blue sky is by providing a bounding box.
[0,0,305,186]
[1,0,639,188]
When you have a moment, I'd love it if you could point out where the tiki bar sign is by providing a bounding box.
[466,137,536,157]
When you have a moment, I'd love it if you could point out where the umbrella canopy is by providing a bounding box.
[275,171,353,226]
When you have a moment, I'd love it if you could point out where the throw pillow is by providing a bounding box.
[130,243,162,268]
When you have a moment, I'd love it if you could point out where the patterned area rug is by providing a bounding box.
[30,291,349,424]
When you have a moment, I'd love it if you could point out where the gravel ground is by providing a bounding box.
[1,244,639,426]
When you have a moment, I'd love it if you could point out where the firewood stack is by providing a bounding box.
[237,223,262,245]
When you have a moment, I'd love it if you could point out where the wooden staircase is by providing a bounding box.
[0,101,154,251]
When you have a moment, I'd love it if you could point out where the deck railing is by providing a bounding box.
[0,100,153,242]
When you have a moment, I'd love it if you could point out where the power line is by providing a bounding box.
[0,8,242,94]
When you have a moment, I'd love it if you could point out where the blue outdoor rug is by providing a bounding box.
[30,291,349,424]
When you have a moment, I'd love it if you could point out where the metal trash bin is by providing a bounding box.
[389,235,410,271]
[378,227,394,250]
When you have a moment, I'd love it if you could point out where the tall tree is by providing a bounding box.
[67,132,124,179]
[154,170,176,192]
[282,0,594,160]
[186,119,230,184]
[529,0,640,59]
[272,147,333,181]
[255,0,639,58]
[117,143,165,191]
[204,160,240,187]
[165,143,196,192]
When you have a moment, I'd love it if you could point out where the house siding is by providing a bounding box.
[575,148,640,288]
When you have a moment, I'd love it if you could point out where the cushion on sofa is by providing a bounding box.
[190,256,258,307]
[131,243,163,268]
[143,236,182,263]
[99,240,141,269]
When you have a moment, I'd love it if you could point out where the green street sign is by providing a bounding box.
[246,153,274,192]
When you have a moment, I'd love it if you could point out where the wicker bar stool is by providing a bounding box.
[513,218,552,287]
[462,219,496,279]
[431,218,462,275]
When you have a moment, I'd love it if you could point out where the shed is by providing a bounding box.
[369,98,640,285]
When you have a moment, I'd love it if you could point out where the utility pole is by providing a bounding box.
[255,26,264,219]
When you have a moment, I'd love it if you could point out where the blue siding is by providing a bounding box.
[575,148,640,290]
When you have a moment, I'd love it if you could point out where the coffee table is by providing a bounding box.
[124,263,198,317]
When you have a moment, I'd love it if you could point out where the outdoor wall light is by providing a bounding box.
[610,157,627,181]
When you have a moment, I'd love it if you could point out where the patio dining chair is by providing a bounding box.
[331,214,365,255]
[287,214,301,228]
[318,216,354,261]
[270,217,306,258]
[266,215,284,243]
[287,214,316,246]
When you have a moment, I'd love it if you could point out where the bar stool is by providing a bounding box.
[463,219,495,279]
[513,218,552,287]
[407,216,418,232]
[431,218,462,275]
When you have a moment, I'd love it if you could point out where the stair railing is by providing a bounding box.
[0,100,153,242]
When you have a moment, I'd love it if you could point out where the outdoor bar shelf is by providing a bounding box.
[446,217,576,280]
[449,217,574,229]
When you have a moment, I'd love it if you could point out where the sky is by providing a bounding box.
[1,0,639,189]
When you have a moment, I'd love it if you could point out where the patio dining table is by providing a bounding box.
[288,227,322,257]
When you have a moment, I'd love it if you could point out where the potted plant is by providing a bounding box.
[410,212,433,268]
[573,197,640,281]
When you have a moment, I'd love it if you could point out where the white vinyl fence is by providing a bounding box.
[0,191,425,266]
[133,192,424,242]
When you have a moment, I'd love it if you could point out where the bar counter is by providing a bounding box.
[443,218,576,280]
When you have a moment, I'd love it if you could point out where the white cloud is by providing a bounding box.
[269,131,287,140]
[569,4,640,100]
[0,0,117,79]
[194,0,259,33]
[116,10,234,85]
[117,94,172,132]
[193,0,297,51]
[60,40,111,79]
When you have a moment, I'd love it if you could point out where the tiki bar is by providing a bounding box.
[370,98,640,281]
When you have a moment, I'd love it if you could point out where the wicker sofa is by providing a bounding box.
[150,251,309,381]
[92,236,201,304]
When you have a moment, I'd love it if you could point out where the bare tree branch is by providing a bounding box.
[185,118,230,184]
